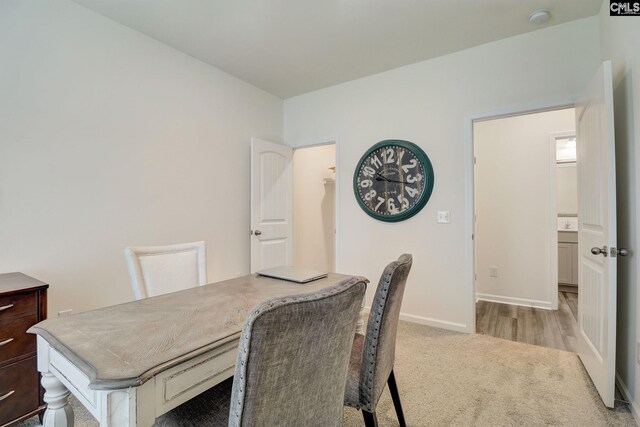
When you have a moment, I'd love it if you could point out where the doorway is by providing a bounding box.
[472,108,579,352]
[292,143,337,272]
[556,134,579,296]
[465,62,619,408]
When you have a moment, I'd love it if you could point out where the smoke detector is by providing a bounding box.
[529,9,551,25]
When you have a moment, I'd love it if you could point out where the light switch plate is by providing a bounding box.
[437,210,450,224]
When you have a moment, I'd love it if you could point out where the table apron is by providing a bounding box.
[155,340,237,417]
[37,336,239,427]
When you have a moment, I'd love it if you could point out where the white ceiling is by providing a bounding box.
[73,0,602,98]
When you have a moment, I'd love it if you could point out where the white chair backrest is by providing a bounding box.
[124,241,207,300]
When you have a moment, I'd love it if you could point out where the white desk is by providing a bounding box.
[29,273,366,427]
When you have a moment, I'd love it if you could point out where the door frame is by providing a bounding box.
[286,136,341,272]
[464,99,575,333]
[550,130,578,309]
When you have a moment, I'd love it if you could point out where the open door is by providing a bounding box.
[250,138,293,273]
[576,61,617,408]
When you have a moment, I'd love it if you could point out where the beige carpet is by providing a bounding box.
[19,322,635,426]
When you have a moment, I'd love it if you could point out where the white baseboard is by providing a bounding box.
[616,371,640,426]
[476,293,552,310]
[398,312,469,333]
[362,306,469,333]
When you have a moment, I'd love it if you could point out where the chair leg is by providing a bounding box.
[362,410,379,427]
[388,369,407,427]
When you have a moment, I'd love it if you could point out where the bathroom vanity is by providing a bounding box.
[558,230,578,287]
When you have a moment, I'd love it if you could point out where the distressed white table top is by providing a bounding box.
[29,273,364,390]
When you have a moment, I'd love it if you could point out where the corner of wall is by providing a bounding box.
[597,0,609,63]
[616,372,640,426]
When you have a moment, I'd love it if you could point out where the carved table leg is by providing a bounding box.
[41,372,74,427]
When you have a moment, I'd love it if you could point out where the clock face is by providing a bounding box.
[353,140,434,222]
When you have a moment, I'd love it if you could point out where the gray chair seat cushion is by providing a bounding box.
[154,378,233,426]
[344,333,365,410]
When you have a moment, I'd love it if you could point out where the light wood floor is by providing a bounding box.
[476,291,578,352]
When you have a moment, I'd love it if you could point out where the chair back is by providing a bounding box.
[124,241,207,300]
[229,276,368,427]
[360,254,412,411]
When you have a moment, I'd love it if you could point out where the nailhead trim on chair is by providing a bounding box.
[360,269,393,409]
[357,255,412,413]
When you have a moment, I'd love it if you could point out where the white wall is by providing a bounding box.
[292,144,336,271]
[599,0,640,421]
[474,109,575,308]
[557,163,578,215]
[284,17,600,331]
[0,0,282,316]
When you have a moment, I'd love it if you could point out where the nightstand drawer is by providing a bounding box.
[0,314,37,364]
[0,291,36,320]
[0,356,39,426]
[0,273,47,425]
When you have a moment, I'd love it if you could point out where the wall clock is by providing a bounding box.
[353,140,434,222]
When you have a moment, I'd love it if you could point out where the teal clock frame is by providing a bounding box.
[353,139,434,222]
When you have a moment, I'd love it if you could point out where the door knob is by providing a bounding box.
[254,230,262,236]
[591,246,608,257]
[617,248,629,257]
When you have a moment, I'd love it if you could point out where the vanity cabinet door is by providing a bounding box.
[558,243,573,284]
[571,243,579,286]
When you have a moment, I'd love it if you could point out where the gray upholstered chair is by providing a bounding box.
[344,254,413,427]
[155,276,367,427]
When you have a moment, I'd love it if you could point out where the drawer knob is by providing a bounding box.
[0,338,13,347]
[0,304,13,312]
[0,390,14,401]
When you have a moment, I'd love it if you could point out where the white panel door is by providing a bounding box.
[250,138,293,273]
[576,61,617,408]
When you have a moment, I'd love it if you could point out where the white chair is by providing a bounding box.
[124,241,207,300]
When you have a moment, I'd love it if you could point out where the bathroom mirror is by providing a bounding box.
[556,136,577,217]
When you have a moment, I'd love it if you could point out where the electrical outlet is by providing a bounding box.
[489,266,498,278]
[637,342,640,365]
[58,309,72,317]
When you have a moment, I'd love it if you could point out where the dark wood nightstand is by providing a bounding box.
[0,273,48,427]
